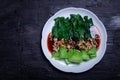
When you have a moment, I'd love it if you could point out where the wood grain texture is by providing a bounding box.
[0,0,120,80]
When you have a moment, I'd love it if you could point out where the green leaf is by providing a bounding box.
[52,17,70,41]
[81,50,90,61]
[52,14,94,41]
[52,51,60,60]
[89,18,94,26]
[59,46,68,59]
[65,49,74,59]
[68,50,83,63]
[88,47,97,59]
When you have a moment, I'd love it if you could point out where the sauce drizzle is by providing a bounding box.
[95,34,100,50]
[47,33,53,54]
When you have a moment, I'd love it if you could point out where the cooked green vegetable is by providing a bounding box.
[51,14,97,64]
[68,49,82,63]
[52,46,97,64]
[81,50,90,61]
[52,14,93,41]
[88,47,97,58]
[52,17,70,41]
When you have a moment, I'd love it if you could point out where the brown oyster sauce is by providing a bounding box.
[96,36,100,50]
[47,33,53,54]
[47,30,101,54]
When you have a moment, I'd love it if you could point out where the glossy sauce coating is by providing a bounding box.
[47,33,53,54]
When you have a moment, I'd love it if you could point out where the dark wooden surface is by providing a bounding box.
[0,0,120,80]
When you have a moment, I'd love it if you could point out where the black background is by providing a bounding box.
[0,0,120,80]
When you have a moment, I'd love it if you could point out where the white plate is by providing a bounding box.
[41,7,107,73]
